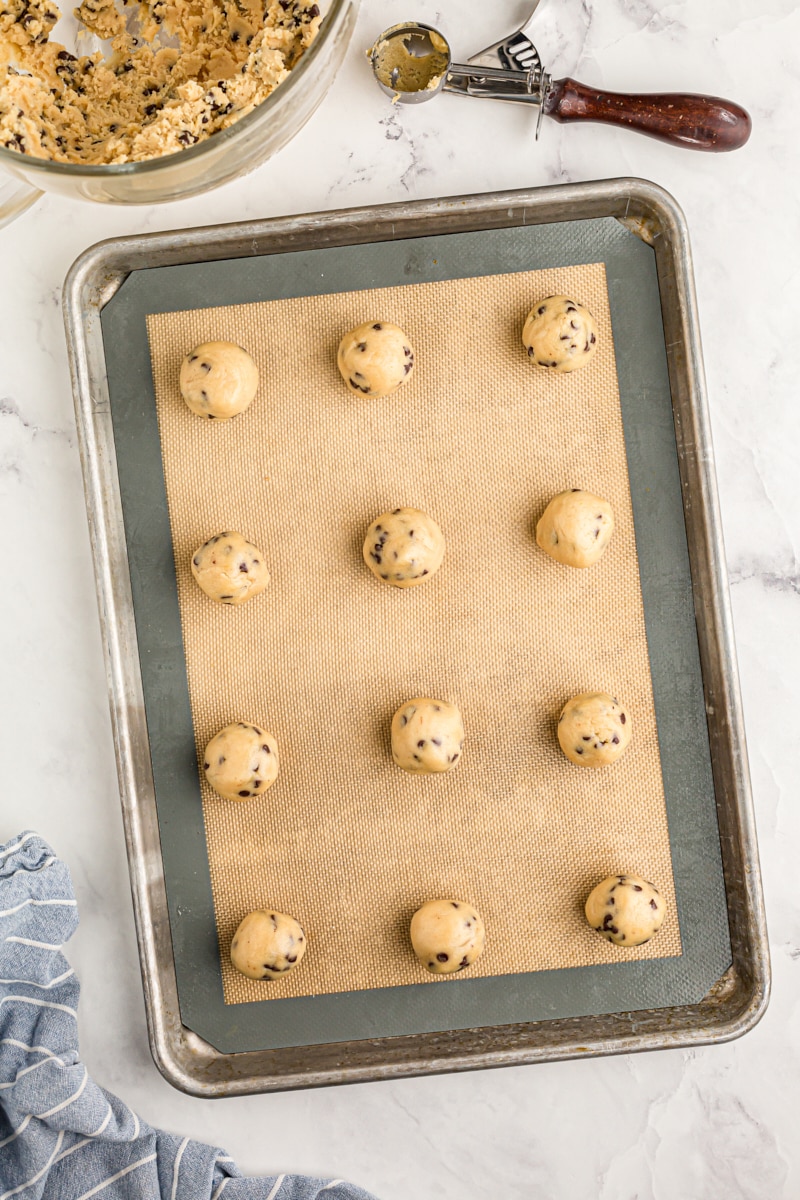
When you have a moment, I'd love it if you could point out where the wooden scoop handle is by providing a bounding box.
[544,78,751,151]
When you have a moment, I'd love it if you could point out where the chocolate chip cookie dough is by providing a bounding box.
[204,721,279,801]
[536,489,615,569]
[522,295,598,372]
[180,341,259,419]
[584,874,665,946]
[230,908,306,980]
[557,692,631,768]
[363,506,444,588]
[410,899,485,975]
[337,321,415,397]
[391,698,464,774]
[191,530,269,604]
[0,0,321,163]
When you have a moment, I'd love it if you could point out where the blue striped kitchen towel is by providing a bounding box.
[0,831,380,1200]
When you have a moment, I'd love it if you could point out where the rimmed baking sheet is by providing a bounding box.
[99,215,730,1054]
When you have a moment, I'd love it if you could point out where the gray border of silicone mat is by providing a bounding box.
[98,214,730,1055]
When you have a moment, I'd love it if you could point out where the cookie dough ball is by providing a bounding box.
[230,909,307,980]
[536,490,615,568]
[191,531,270,604]
[557,692,631,768]
[363,507,444,588]
[585,874,665,946]
[204,722,279,801]
[522,296,598,372]
[391,698,464,773]
[410,899,485,974]
[337,321,415,397]
[179,341,259,419]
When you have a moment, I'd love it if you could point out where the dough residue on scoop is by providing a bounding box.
[0,0,321,163]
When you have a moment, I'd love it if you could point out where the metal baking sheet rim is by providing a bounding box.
[63,178,770,1096]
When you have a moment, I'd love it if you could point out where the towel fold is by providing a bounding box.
[0,831,378,1200]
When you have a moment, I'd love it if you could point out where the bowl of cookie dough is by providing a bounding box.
[0,0,357,223]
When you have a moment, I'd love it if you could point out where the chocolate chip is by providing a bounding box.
[432,738,441,746]
[254,780,261,788]
[451,902,459,908]
[612,735,620,744]
[436,953,448,962]
[590,332,596,343]
[203,762,209,769]
[582,736,591,741]
[239,562,248,572]
[238,790,250,797]
[286,953,297,963]
[193,556,200,566]
[575,747,583,755]
[231,29,240,40]
[178,131,198,146]
[594,528,600,538]
[650,899,658,910]
[527,346,535,357]
[373,323,382,330]
[609,925,619,935]
[357,341,367,351]
[451,752,459,761]
[308,2,320,15]
[417,740,426,748]
[620,713,626,724]
[400,714,407,726]
[633,884,643,891]
[262,744,270,753]
[219,756,226,764]
[584,342,590,352]
[459,956,469,968]
[537,305,546,315]
[393,508,401,514]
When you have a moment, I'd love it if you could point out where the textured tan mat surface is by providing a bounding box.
[146,261,681,1005]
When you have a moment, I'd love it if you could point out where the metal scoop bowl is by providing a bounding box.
[369,22,453,105]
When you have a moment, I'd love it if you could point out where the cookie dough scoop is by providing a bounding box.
[204,721,279,801]
[585,874,665,946]
[230,909,307,980]
[410,899,485,974]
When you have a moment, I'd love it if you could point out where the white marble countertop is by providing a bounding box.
[1,0,798,1195]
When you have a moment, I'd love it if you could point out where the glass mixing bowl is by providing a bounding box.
[0,0,358,227]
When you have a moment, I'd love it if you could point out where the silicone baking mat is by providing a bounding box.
[100,218,730,1052]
